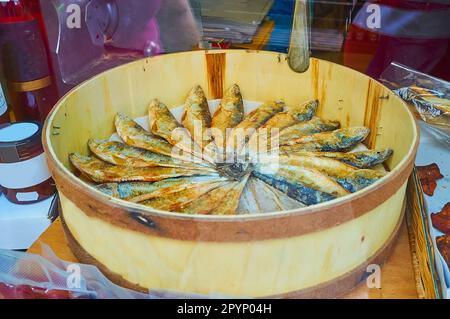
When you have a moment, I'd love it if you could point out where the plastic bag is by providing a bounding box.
[380,62,450,145]
[0,244,222,299]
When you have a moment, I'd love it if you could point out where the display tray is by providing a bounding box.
[413,122,450,299]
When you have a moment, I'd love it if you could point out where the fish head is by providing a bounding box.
[337,127,370,146]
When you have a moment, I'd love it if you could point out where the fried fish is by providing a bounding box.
[334,169,385,192]
[178,181,238,214]
[261,99,318,130]
[115,112,174,157]
[279,127,370,152]
[289,149,393,169]
[69,153,209,183]
[96,174,228,203]
[148,99,215,164]
[277,154,357,176]
[182,85,213,150]
[148,99,191,146]
[277,117,341,145]
[275,155,384,192]
[211,84,244,148]
[179,173,251,215]
[253,170,337,206]
[227,101,285,157]
[141,181,226,211]
[211,174,251,215]
[88,139,214,171]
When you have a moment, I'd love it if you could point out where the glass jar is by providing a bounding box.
[0,83,9,124]
[0,122,55,204]
[0,0,58,124]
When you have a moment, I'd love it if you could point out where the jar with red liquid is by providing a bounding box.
[0,82,9,124]
[0,0,58,124]
[0,122,55,204]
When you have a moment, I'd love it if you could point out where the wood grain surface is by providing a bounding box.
[28,217,418,299]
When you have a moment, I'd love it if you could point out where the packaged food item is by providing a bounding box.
[0,122,55,204]
[380,62,450,144]
[0,244,213,299]
[396,85,450,128]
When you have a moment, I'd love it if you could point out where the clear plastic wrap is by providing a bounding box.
[380,62,450,145]
[0,244,147,299]
[0,244,223,299]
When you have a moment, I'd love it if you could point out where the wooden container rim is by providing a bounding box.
[43,50,419,223]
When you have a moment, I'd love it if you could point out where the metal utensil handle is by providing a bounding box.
[288,0,310,73]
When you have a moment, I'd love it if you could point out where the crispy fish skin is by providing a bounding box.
[227,101,285,154]
[179,182,238,214]
[280,127,370,152]
[182,85,213,149]
[248,101,317,154]
[96,174,228,202]
[276,154,384,192]
[287,99,319,122]
[334,169,385,193]
[410,86,450,113]
[211,174,250,215]
[211,84,244,147]
[278,155,357,178]
[291,149,393,169]
[69,153,209,183]
[253,170,336,205]
[148,99,187,145]
[88,139,213,171]
[261,100,319,130]
[148,99,215,164]
[252,114,338,156]
[256,163,349,197]
[278,117,341,145]
[181,174,251,215]
[142,181,226,211]
[115,112,174,157]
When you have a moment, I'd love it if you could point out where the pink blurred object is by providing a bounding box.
[344,0,450,81]
[39,0,199,96]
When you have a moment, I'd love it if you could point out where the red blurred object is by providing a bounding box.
[431,202,450,235]
[0,0,33,23]
[210,41,232,49]
[416,163,444,197]
[0,0,58,124]
[0,82,9,124]
[0,282,77,299]
[343,0,450,81]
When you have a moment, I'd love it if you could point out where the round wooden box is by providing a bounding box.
[43,50,419,298]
